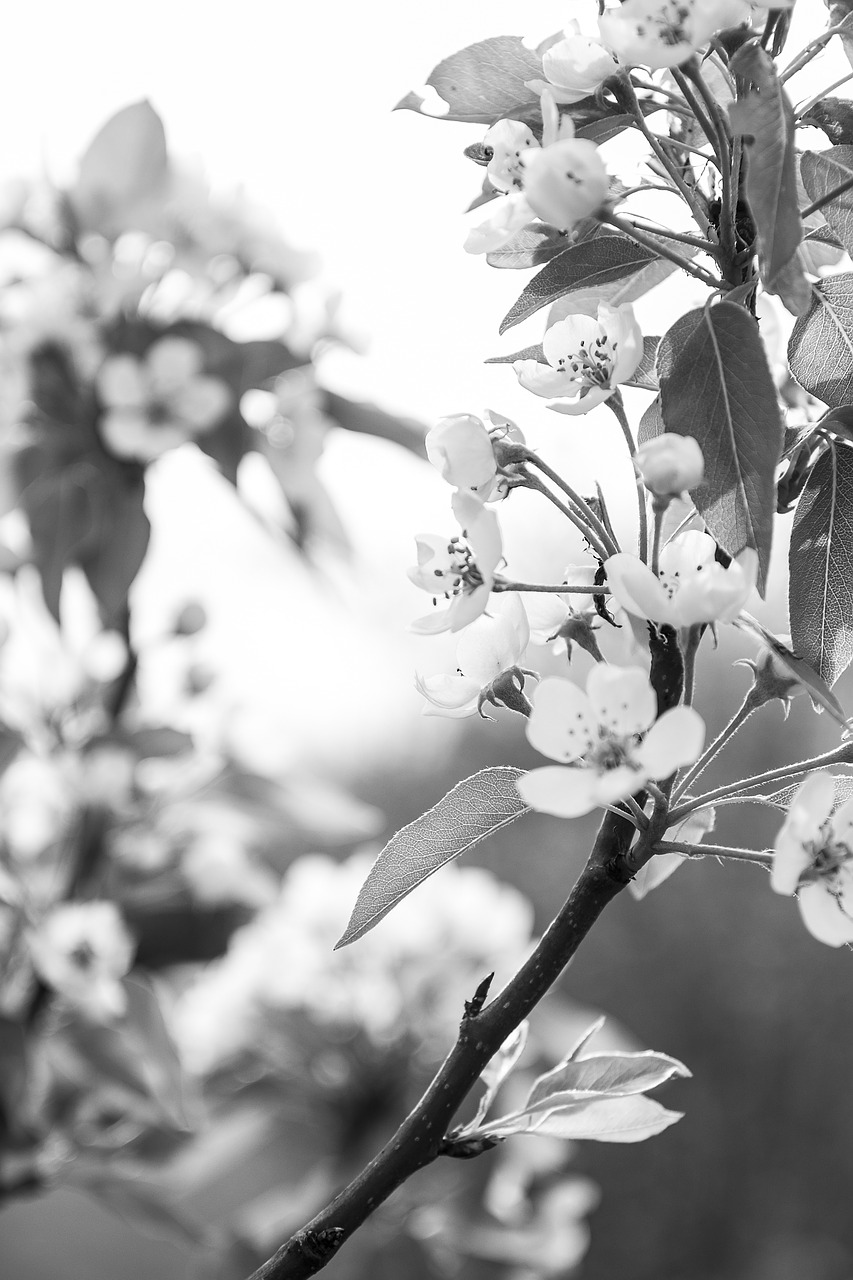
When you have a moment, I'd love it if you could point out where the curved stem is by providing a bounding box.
[655,840,772,867]
[617,75,712,231]
[673,692,756,801]
[667,741,853,826]
[781,20,853,82]
[606,393,649,562]
[523,475,610,561]
[523,457,618,557]
[680,625,702,709]
[249,813,636,1280]
[619,213,716,251]
[599,211,722,289]
[493,579,610,595]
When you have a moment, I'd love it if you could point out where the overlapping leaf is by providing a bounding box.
[800,147,853,258]
[789,276,853,408]
[789,443,853,687]
[336,767,529,947]
[729,45,809,314]
[395,37,541,124]
[659,302,783,591]
[499,236,658,334]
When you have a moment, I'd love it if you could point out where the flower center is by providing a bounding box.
[553,335,617,389]
[633,1,694,48]
[586,729,633,772]
[429,535,483,605]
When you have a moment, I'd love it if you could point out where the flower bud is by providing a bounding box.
[634,434,704,497]
[521,139,609,230]
[425,414,497,496]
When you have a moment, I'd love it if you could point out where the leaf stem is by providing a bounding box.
[620,213,716,251]
[248,813,637,1280]
[617,75,712,231]
[796,69,853,118]
[523,475,611,561]
[667,742,853,825]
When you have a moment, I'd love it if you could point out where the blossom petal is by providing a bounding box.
[629,851,684,901]
[547,386,611,415]
[591,764,647,806]
[605,553,675,625]
[146,336,204,393]
[514,359,574,399]
[172,376,232,432]
[586,663,656,736]
[635,706,705,778]
[516,765,599,817]
[464,194,535,255]
[96,355,146,409]
[526,676,596,763]
[771,772,835,894]
[798,882,853,947]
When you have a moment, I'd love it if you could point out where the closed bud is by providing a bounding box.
[521,139,609,231]
[634,434,704,497]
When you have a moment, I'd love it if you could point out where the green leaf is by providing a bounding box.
[71,101,169,236]
[801,147,853,258]
[624,336,661,391]
[789,276,853,409]
[525,1049,690,1110]
[638,396,665,445]
[801,97,853,147]
[500,236,658,334]
[486,224,569,270]
[394,37,541,124]
[485,1093,683,1143]
[729,45,809,314]
[485,343,544,365]
[121,975,195,1130]
[789,443,853,687]
[335,767,529,948]
[547,243,682,326]
[659,301,783,592]
[81,472,150,628]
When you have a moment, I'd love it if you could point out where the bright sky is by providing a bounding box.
[0,0,842,776]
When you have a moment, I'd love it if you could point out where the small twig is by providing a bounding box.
[598,211,723,289]
[605,392,649,562]
[780,19,853,83]
[523,474,611,562]
[655,840,772,867]
[523,456,619,557]
[493,579,611,595]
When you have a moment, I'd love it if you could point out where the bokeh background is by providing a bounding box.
[2,2,853,1279]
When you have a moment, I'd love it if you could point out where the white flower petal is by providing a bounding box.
[516,765,600,818]
[798,882,853,947]
[526,676,597,763]
[629,851,684,901]
[586,663,656,736]
[605,553,675,625]
[635,706,705,778]
[171,376,232,432]
[771,773,836,893]
[591,764,647,806]
[547,386,612,415]
[96,354,146,410]
[514,359,574,399]
[464,194,536,254]
[146,336,204,393]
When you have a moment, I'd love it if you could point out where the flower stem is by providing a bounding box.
[655,840,772,867]
[620,212,716,251]
[606,392,649,562]
[523,457,618,557]
[796,69,853,118]
[494,579,610,595]
[680,625,702,709]
[598,211,722,289]
[667,742,853,826]
[672,692,756,801]
[249,812,638,1280]
[780,20,853,83]
[523,475,611,561]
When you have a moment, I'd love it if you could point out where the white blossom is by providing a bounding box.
[605,531,757,628]
[96,336,232,462]
[514,304,642,415]
[28,901,135,1020]
[517,665,704,818]
[416,594,530,718]
[520,137,610,232]
[408,492,502,634]
[425,413,500,499]
[771,774,853,947]
[598,0,752,70]
[527,27,619,105]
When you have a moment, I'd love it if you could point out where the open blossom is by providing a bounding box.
[771,774,853,947]
[96,335,232,462]
[527,26,619,105]
[634,434,704,497]
[408,492,502,634]
[514,304,642,415]
[598,0,753,70]
[416,594,530,718]
[517,665,704,818]
[520,138,610,231]
[481,120,540,194]
[605,531,757,628]
[28,901,135,1020]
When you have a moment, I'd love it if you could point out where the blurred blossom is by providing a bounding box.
[0,752,75,861]
[96,336,232,462]
[27,900,135,1020]
[173,853,535,1075]
[181,834,278,907]
[772,774,853,947]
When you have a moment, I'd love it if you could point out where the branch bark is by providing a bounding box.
[247,810,636,1280]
